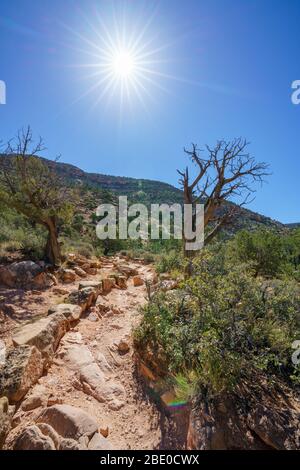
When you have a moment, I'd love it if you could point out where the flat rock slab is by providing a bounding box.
[12,312,68,366]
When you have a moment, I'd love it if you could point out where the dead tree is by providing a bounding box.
[0,126,75,265]
[178,138,269,257]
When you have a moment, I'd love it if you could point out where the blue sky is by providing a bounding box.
[0,0,299,223]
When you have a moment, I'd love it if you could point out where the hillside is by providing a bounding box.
[41,157,285,233]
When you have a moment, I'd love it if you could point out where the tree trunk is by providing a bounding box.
[44,216,61,266]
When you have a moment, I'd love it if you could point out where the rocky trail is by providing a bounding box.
[0,256,186,450]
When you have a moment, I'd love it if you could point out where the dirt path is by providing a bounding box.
[5,259,177,450]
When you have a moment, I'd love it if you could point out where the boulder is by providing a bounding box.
[36,422,60,448]
[81,264,97,275]
[14,425,56,450]
[52,287,69,295]
[60,269,76,284]
[80,363,126,410]
[73,266,87,278]
[21,385,49,411]
[36,405,99,441]
[88,432,112,450]
[59,437,81,450]
[133,275,144,287]
[116,276,127,289]
[101,277,115,294]
[12,312,68,366]
[48,304,81,322]
[78,280,102,294]
[117,264,138,278]
[0,261,49,289]
[67,287,98,313]
[56,344,94,371]
[116,338,130,354]
[0,345,43,403]
[89,260,101,269]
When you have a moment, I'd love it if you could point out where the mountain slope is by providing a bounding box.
[42,157,286,232]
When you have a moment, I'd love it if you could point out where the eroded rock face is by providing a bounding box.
[0,345,43,403]
[12,312,68,367]
[187,378,300,450]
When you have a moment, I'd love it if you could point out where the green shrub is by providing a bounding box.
[135,250,300,398]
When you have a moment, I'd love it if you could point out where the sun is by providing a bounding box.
[63,7,175,113]
[111,50,136,79]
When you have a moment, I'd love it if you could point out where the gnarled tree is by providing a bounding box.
[178,138,269,256]
[0,127,75,265]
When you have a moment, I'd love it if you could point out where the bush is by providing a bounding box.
[135,250,300,397]
[155,250,185,273]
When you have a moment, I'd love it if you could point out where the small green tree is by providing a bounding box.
[233,229,287,277]
[0,127,75,265]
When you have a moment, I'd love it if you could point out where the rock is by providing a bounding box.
[99,426,109,438]
[21,385,49,411]
[80,363,126,410]
[95,353,113,374]
[12,313,68,367]
[78,280,102,294]
[0,261,50,289]
[73,266,87,278]
[14,425,56,450]
[133,275,144,287]
[57,344,94,371]
[47,395,63,407]
[88,432,112,450]
[0,397,8,414]
[36,422,60,449]
[116,276,127,289]
[0,396,10,449]
[37,404,99,441]
[52,287,69,295]
[81,264,97,275]
[89,260,101,269]
[87,311,99,322]
[116,338,130,354]
[96,301,110,314]
[60,269,76,284]
[59,437,81,450]
[101,277,115,294]
[0,345,43,403]
[117,265,138,278]
[187,378,300,450]
[67,287,98,313]
[48,303,81,322]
